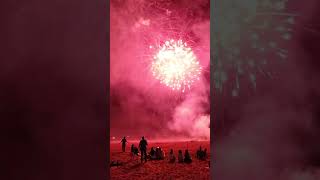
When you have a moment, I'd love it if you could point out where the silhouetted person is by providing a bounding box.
[139,136,148,163]
[184,150,192,163]
[149,147,156,160]
[150,147,155,156]
[196,146,202,159]
[156,147,161,160]
[159,147,165,160]
[121,136,127,152]
[131,144,139,159]
[155,147,165,160]
[203,148,207,159]
[168,149,176,163]
[178,150,183,163]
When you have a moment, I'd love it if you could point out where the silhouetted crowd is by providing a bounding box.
[196,146,207,160]
[120,136,208,164]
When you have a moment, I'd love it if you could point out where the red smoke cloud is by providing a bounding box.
[110,0,210,140]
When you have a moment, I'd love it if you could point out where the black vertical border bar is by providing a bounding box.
[210,0,214,178]
[106,0,110,179]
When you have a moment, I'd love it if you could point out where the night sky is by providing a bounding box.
[1,0,107,179]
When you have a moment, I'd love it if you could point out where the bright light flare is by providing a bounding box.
[151,39,202,92]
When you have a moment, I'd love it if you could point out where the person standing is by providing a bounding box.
[168,149,176,163]
[121,136,127,152]
[139,136,148,163]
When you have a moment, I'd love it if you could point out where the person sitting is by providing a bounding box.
[154,147,165,160]
[155,147,161,160]
[178,150,184,163]
[196,146,208,160]
[131,144,139,159]
[168,149,176,163]
[199,148,207,160]
[184,149,192,163]
[149,147,157,160]
[159,147,165,160]
[202,148,207,160]
[196,146,202,159]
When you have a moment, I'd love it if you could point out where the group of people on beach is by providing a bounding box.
[148,146,165,160]
[168,149,193,163]
[121,136,207,164]
[196,146,208,160]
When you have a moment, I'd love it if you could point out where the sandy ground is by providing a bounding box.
[110,141,210,180]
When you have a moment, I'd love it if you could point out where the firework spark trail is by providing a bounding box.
[111,0,210,139]
[143,2,210,138]
[151,39,202,92]
[126,0,210,93]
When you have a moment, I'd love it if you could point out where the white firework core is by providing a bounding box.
[151,39,202,92]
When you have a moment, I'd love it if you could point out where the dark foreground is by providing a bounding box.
[110,141,210,180]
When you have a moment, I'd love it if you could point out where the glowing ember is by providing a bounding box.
[151,39,202,92]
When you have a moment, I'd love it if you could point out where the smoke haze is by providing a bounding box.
[213,0,320,179]
[110,0,210,140]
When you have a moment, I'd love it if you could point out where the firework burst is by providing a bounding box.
[151,39,202,92]
[112,0,209,94]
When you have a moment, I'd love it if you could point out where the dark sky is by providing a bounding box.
[1,0,107,179]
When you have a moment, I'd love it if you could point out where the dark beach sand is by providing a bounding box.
[110,141,210,180]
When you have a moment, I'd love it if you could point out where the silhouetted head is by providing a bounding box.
[142,136,144,140]
[170,149,173,153]
[178,150,182,154]
[123,136,126,139]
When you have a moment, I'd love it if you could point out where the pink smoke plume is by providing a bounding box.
[170,77,210,139]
